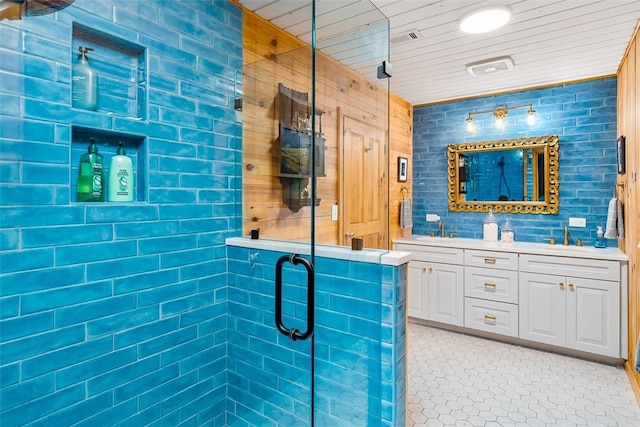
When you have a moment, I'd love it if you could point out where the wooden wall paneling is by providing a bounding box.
[242,8,412,247]
[389,92,414,247]
[618,19,640,402]
[632,34,640,401]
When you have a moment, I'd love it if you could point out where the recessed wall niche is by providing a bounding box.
[72,23,147,119]
[71,126,146,203]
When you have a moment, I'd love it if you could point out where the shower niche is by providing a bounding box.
[277,83,325,212]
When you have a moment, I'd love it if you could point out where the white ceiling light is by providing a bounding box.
[459,6,512,34]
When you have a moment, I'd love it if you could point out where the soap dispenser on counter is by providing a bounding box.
[595,226,607,248]
[77,138,104,202]
[483,210,498,242]
[72,46,97,111]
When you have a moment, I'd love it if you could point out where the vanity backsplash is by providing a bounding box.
[412,77,618,244]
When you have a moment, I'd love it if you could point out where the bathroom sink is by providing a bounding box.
[543,245,597,253]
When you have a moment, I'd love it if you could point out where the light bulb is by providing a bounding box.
[466,114,476,133]
[526,113,535,126]
[526,106,536,126]
[466,120,476,133]
[494,117,505,130]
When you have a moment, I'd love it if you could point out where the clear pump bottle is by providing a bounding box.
[72,46,97,111]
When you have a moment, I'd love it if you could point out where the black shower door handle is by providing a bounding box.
[275,254,315,341]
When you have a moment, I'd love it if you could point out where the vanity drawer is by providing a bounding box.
[464,297,518,338]
[465,250,518,271]
[465,267,518,304]
[519,254,619,281]
[395,244,464,265]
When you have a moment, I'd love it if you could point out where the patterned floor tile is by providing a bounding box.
[407,322,640,427]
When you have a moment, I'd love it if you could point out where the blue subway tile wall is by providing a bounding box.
[0,0,241,426]
[226,245,406,426]
[412,78,618,244]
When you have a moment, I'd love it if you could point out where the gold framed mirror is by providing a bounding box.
[448,135,559,214]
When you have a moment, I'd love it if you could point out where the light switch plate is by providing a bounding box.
[569,217,586,227]
[426,214,440,222]
[331,204,338,221]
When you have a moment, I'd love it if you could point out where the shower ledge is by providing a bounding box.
[225,237,411,266]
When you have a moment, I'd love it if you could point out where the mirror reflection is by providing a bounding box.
[448,135,559,214]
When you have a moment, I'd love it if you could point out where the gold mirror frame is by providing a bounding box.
[448,135,559,214]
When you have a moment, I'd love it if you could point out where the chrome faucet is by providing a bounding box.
[439,221,445,238]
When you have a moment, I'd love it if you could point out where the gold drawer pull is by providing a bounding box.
[559,282,565,289]
[484,315,497,322]
[484,258,496,264]
[484,282,496,289]
[569,283,575,291]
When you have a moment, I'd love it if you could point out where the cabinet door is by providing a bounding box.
[428,262,464,326]
[567,277,620,357]
[519,272,566,346]
[407,261,429,320]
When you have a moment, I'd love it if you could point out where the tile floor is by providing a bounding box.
[407,322,640,427]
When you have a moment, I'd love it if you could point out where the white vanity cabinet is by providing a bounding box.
[393,236,628,361]
[464,250,519,337]
[519,255,621,358]
[396,243,464,326]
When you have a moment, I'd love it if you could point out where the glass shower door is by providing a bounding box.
[229,0,391,424]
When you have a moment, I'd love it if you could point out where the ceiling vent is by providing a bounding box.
[466,56,514,77]
[390,29,423,45]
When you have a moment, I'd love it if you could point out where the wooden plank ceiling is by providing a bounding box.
[238,0,640,105]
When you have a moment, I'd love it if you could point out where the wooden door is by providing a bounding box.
[340,115,387,249]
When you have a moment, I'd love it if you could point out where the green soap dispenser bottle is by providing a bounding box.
[107,142,134,202]
[77,138,104,202]
[72,46,97,111]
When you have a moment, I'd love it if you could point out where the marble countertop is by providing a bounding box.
[393,235,628,262]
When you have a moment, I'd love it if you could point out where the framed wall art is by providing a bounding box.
[398,156,408,182]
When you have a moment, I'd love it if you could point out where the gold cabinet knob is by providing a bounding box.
[422,267,426,272]
[559,282,565,289]
[569,283,575,291]
[429,267,433,273]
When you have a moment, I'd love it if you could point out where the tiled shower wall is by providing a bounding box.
[0,0,242,425]
[225,245,406,426]
[412,78,618,244]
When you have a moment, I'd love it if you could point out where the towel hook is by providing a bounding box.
[400,186,408,199]
[614,182,624,197]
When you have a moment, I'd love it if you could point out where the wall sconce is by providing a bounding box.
[465,104,536,132]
